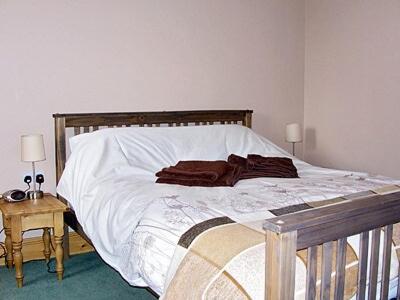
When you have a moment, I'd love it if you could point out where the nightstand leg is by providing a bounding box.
[54,236,64,280]
[3,217,13,268]
[12,241,23,288]
[42,228,51,263]
[5,228,13,268]
[54,212,64,280]
[11,216,23,288]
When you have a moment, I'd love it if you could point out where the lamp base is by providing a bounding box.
[27,191,44,200]
[292,142,296,156]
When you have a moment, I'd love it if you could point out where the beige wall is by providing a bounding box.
[304,0,400,178]
[0,1,305,196]
[2,0,399,242]
[1,0,398,202]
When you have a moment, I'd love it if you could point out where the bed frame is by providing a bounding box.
[53,109,400,299]
[53,110,253,253]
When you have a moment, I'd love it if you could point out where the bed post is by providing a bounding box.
[244,111,252,128]
[54,115,70,259]
[265,230,297,300]
[54,116,66,184]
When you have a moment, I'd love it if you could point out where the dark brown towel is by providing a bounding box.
[228,154,299,179]
[156,161,230,182]
[156,160,242,187]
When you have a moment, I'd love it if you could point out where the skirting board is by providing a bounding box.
[0,232,94,266]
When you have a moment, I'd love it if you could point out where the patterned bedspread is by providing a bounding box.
[163,185,400,299]
[56,124,400,297]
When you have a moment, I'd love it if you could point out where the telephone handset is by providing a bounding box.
[1,189,27,202]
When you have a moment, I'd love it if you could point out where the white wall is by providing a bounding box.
[0,1,305,238]
[304,0,400,178]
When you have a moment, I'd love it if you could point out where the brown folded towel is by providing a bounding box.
[156,161,230,182]
[228,154,299,179]
[247,155,299,177]
[156,160,242,187]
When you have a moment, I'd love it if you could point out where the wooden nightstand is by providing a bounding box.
[0,193,67,287]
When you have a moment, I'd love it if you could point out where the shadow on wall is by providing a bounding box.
[304,127,316,152]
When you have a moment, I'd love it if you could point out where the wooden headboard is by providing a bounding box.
[53,109,253,185]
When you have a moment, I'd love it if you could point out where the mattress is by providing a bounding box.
[56,125,400,298]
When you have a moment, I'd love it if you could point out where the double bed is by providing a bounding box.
[53,110,400,299]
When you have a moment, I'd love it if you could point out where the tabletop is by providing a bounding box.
[0,193,67,217]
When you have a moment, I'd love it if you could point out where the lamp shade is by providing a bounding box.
[285,123,302,143]
[21,134,46,162]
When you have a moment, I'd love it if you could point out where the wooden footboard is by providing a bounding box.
[263,190,400,300]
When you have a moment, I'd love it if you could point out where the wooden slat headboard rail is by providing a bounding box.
[53,109,253,184]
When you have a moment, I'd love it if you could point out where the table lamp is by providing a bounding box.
[21,134,46,199]
[286,123,302,156]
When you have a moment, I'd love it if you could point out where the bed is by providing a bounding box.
[53,110,400,299]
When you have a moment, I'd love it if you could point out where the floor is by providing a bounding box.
[0,252,157,300]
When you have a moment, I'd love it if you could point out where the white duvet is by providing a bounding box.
[57,125,400,298]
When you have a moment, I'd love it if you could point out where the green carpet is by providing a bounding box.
[0,252,157,300]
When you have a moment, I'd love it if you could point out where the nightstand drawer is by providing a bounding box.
[21,213,54,231]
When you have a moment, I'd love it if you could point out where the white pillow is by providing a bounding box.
[57,124,293,208]
[71,125,290,173]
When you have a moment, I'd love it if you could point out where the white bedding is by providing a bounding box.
[57,125,400,298]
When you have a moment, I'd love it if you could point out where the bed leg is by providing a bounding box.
[265,230,297,300]
[63,224,70,260]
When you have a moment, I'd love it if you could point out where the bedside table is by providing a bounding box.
[0,193,68,287]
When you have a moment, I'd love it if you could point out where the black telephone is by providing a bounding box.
[1,189,27,202]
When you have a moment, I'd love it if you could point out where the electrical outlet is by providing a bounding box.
[22,171,44,183]
[24,175,32,184]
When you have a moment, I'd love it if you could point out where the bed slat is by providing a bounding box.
[320,241,333,300]
[305,245,318,300]
[380,225,393,299]
[74,127,80,135]
[57,110,252,128]
[397,263,400,300]
[92,126,99,131]
[356,231,369,300]
[334,238,347,300]
[83,126,89,133]
[368,228,381,300]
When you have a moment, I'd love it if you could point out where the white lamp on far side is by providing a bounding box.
[286,123,302,156]
[21,134,46,199]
